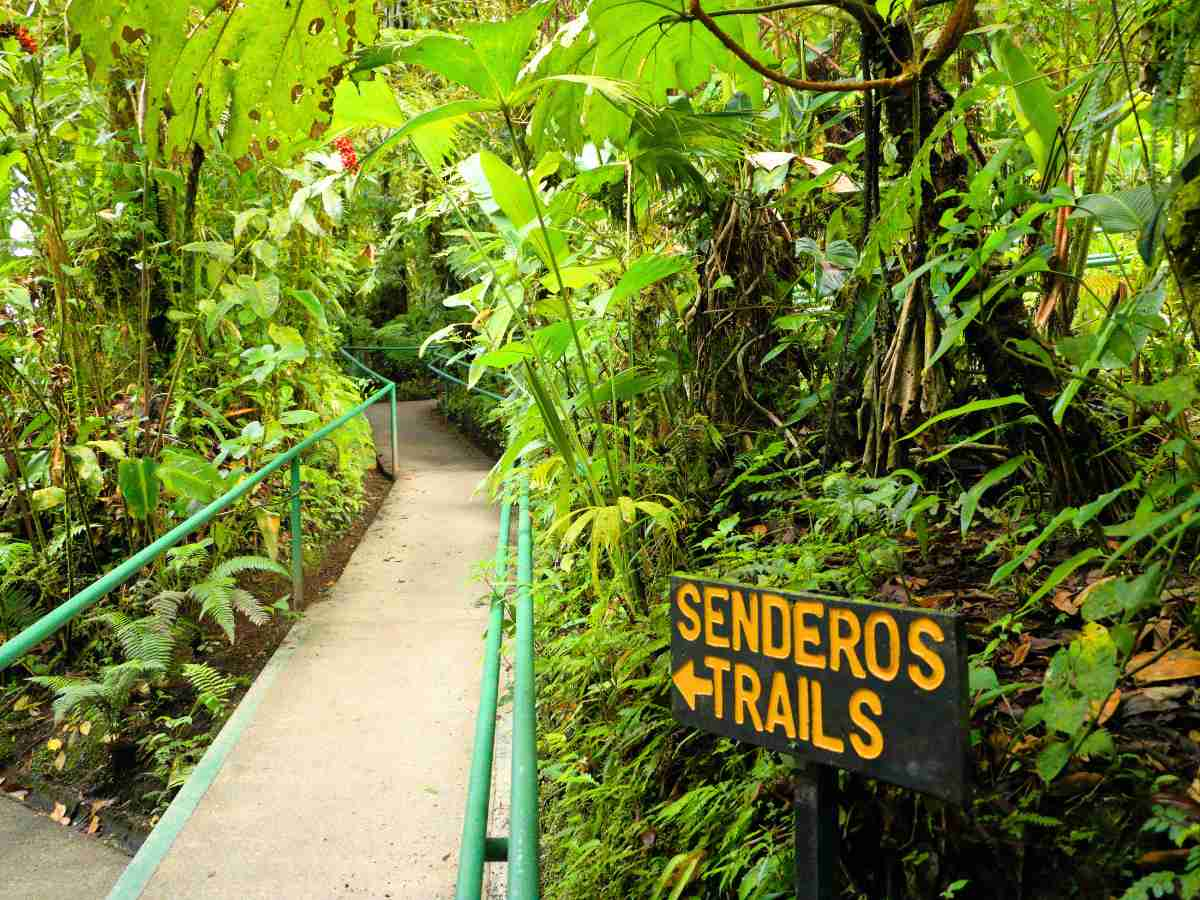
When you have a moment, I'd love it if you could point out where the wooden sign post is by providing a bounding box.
[669,576,969,898]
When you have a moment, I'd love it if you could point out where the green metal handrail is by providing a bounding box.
[454,476,538,900]
[509,475,539,899]
[0,377,399,673]
[456,501,513,894]
[342,344,508,402]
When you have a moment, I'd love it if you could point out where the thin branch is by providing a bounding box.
[685,0,912,92]
[707,0,875,24]
[684,0,977,94]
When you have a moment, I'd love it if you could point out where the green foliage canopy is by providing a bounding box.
[69,0,379,165]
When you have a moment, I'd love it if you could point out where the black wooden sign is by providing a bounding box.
[669,575,969,805]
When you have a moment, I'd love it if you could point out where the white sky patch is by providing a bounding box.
[8,218,33,257]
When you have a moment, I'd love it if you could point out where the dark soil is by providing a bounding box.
[0,465,394,854]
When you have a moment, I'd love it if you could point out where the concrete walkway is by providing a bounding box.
[140,400,499,899]
[0,795,128,899]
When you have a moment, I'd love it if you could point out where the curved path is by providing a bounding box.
[132,400,500,898]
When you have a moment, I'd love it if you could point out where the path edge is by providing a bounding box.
[104,619,309,900]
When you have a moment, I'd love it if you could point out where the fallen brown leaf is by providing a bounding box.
[1010,735,1040,754]
[1050,589,1079,615]
[1009,636,1032,667]
[914,591,956,609]
[1093,689,1121,726]
[1129,649,1200,684]
[86,816,100,836]
[1154,618,1173,648]
[49,802,69,825]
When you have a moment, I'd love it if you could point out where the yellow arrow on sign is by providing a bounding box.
[672,659,713,711]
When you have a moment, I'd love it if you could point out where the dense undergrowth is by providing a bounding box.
[4,0,1200,896]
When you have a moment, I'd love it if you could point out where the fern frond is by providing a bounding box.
[191,576,236,642]
[39,679,109,723]
[0,541,33,573]
[209,555,288,580]
[182,663,236,704]
[149,590,189,626]
[166,541,211,576]
[101,659,162,714]
[0,586,37,634]
[30,676,103,724]
[91,611,175,670]
[229,588,269,627]
[30,659,161,723]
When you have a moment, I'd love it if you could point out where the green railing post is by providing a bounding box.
[509,476,539,899]
[455,501,513,900]
[290,456,303,608]
[389,382,399,479]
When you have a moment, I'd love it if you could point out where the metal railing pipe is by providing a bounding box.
[389,382,400,479]
[508,476,539,899]
[0,383,391,672]
[426,363,506,402]
[455,500,513,900]
[290,457,304,607]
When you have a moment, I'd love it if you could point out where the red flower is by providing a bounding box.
[0,23,38,54]
[333,136,358,174]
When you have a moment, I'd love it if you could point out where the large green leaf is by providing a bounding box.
[358,99,499,177]
[960,454,1029,537]
[576,368,661,410]
[329,78,406,133]
[66,446,103,494]
[289,290,328,329]
[157,450,225,505]
[459,3,555,99]
[1071,186,1158,233]
[31,487,65,512]
[992,34,1060,174]
[71,0,379,165]
[902,395,1029,442]
[119,458,159,520]
[383,33,495,98]
[461,150,566,265]
[527,0,764,154]
[610,254,692,309]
